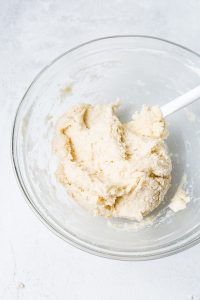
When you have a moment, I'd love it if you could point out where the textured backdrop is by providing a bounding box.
[1,1,200,299]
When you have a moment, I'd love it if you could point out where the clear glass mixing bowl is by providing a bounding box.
[12,36,200,260]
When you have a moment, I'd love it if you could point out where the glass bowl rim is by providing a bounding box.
[11,35,200,261]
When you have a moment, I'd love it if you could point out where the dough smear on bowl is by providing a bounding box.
[53,103,172,221]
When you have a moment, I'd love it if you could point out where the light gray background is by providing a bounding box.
[1,1,200,299]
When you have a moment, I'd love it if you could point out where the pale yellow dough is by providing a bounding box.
[53,103,172,221]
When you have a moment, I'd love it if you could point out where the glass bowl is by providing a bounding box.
[12,36,200,260]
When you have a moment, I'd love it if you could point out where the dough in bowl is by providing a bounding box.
[53,103,172,221]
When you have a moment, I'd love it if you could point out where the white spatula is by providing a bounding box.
[161,85,200,117]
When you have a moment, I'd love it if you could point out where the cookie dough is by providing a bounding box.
[169,175,190,212]
[53,103,172,221]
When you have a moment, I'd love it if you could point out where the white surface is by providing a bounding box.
[1,1,200,299]
[161,85,200,117]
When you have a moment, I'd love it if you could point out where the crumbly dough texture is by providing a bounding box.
[53,103,172,221]
[169,175,190,212]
